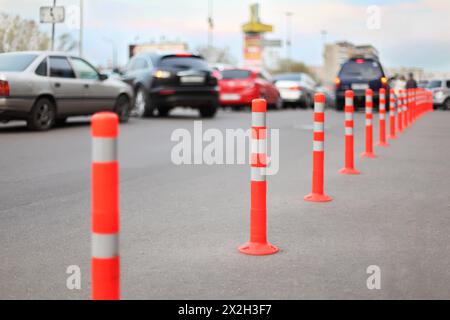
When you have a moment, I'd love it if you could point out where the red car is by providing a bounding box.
[219,68,282,109]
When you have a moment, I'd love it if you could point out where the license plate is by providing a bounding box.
[351,83,369,90]
[180,76,205,84]
[221,94,241,101]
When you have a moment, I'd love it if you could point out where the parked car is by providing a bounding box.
[427,79,450,110]
[0,51,133,130]
[273,72,317,108]
[219,68,282,110]
[335,56,389,111]
[122,52,219,118]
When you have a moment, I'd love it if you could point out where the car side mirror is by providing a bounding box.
[99,74,109,81]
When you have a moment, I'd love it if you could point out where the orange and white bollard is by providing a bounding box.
[91,112,120,300]
[397,90,404,133]
[361,89,378,158]
[339,90,360,175]
[305,93,332,202]
[388,89,397,140]
[377,88,389,147]
[403,89,409,129]
[239,99,278,256]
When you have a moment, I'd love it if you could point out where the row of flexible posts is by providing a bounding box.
[87,87,434,299]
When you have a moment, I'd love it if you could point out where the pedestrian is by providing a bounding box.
[394,75,406,97]
[406,72,418,89]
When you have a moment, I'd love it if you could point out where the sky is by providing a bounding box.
[0,0,449,71]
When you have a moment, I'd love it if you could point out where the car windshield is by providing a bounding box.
[159,56,209,70]
[221,69,251,79]
[274,74,302,81]
[339,60,383,79]
[0,53,38,72]
[427,80,442,89]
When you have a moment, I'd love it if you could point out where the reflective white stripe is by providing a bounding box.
[366,119,372,126]
[366,96,373,103]
[251,167,266,182]
[92,138,117,163]
[398,108,402,114]
[366,108,373,115]
[252,139,267,154]
[380,114,386,120]
[313,141,324,151]
[252,112,266,127]
[390,111,395,117]
[92,233,119,258]
[345,97,353,106]
[403,107,407,112]
[314,122,324,132]
[345,127,353,136]
[345,113,353,121]
[315,102,325,113]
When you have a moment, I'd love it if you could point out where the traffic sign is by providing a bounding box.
[40,6,65,24]
[262,39,283,48]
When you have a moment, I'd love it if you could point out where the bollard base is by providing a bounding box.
[388,135,397,140]
[304,193,333,203]
[238,242,279,256]
[339,167,361,175]
[377,141,390,147]
[360,152,378,159]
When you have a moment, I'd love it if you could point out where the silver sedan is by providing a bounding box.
[0,51,133,130]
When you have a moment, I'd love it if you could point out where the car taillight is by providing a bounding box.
[0,80,10,97]
[356,59,365,64]
[335,77,341,89]
[381,77,388,87]
[153,70,171,79]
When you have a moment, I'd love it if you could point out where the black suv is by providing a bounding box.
[335,57,389,111]
[122,52,219,118]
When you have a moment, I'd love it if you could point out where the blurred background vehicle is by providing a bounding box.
[273,72,317,109]
[0,51,133,131]
[315,85,335,109]
[418,80,429,88]
[335,56,389,111]
[427,79,450,110]
[219,68,282,110]
[122,52,219,118]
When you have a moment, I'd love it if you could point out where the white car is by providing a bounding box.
[0,51,133,130]
[273,72,317,108]
[427,79,450,110]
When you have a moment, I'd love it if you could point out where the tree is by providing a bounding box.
[269,58,315,79]
[0,13,50,53]
[196,45,236,65]
[57,33,78,52]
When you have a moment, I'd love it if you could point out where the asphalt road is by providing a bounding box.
[0,107,449,300]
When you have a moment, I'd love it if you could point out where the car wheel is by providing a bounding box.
[27,98,56,131]
[274,96,283,110]
[200,103,218,118]
[55,117,67,127]
[158,106,170,117]
[335,99,345,111]
[444,99,450,110]
[133,86,154,118]
[115,95,131,123]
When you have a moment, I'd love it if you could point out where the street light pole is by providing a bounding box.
[79,0,84,56]
[207,0,214,50]
[51,0,56,51]
[285,12,293,71]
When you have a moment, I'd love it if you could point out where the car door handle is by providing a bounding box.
[84,84,90,89]
[54,83,61,88]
